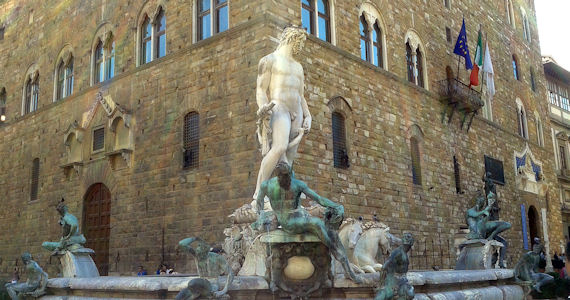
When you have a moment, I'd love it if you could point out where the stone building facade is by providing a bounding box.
[0,0,563,275]
[543,56,570,247]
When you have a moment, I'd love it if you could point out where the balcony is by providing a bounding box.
[437,78,483,131]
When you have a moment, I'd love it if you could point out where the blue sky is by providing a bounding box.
[536,0,570,70]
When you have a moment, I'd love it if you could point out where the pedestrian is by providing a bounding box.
[137,265,147,276]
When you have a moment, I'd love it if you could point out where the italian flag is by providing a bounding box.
[470,30,483,87]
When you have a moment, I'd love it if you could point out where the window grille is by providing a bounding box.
[453,156,461,193]
[416,48,424,88]
[332,112,348,169]
[410,137,421,185]
[372,23,382,68]
[183,112,200,169]
[301,0,330,42]
[31,158,39,201]
[93,128,105,151]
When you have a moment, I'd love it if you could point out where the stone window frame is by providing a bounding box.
[92,125,106,154]
[53,45,74,102]
[90,23,115,85]
[555,132,569,171]
[300,0,337,45]
[193,0,230,43]
[516,98,529,139]
[534,111,544,147]
[404,30,428,90]
[21,64,39,116]
[408,124,424,186]
[136,2,167,67]
[358,2,388,70]
[520,7,531,43]
[505,0,516,29]
[327,96,352,170]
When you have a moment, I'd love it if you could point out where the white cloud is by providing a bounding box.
[536,0,570,70]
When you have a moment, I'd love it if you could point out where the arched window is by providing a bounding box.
[406,42,414,83]
[372,22,382,68]
[404,31,427,88]
[183,112,200,169]
[521,9,531,42]
[416,48,424,88]
[30,158,40,201]
[516,99,528,139]
[197,0,228,41]
[139,7,167,65]
[94,41,105,83]
[106,42,115,80]
[23,75,39,115]
[55,56,74,101]
[140,16,152,64]
[0,88,6,123]
[155,9,166,58]
[512,54,519,81]
[359,15,369,62]
[506,0,515,28]
[332,111,348,169]
[358,4,386,69]
[301,0,332,43]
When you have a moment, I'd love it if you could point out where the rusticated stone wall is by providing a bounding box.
[0,0,562,276]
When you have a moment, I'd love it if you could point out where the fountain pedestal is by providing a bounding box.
[455,239,503,270]
[54,248,99,278]
[260,230,331,298]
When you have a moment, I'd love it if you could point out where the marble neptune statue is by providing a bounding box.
[42,199,87,253]
[253,26,312,201]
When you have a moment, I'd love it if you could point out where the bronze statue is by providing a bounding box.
[41,199,87,254]
[177,237,233,298]
[5,253,48,299]
[374,233,415,300]
[466,191,511,267]
[514,242,554,293]
[254,162,363,283]
[482,172,499,220]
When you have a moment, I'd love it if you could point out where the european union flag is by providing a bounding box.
[454,19,473,70]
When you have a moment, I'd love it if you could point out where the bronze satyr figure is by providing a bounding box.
[5,253,48,299]
[374,233,415,300]
[177,237,233,299]
[466,191,511,267]
[41,199,87,254]
[514,243,554,293]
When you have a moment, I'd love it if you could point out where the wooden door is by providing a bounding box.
[83,183,111,275]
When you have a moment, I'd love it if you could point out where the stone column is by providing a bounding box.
[541,208,554,272]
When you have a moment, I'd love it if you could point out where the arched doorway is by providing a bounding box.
[83,183,111,275]
[528,205,540,245]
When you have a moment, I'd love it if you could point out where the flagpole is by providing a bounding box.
[480,33,487,94]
